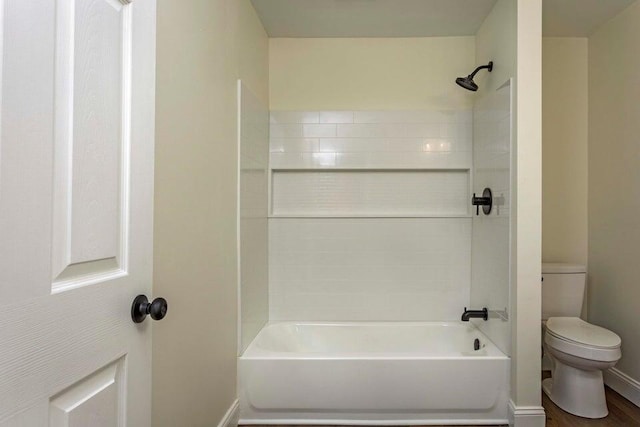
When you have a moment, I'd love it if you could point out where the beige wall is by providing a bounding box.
[588,0,640,386]
[542,38,588,265]
[476,0,545,420]
[153,0,268,426]
[474,0,516,95]
[269,37,476,111]
[513,0,544,418]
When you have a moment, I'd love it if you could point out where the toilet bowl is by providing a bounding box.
[542,317,621,419]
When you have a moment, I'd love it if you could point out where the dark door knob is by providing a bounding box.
[131,295,168,323]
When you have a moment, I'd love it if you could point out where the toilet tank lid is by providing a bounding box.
[542,263,586,274]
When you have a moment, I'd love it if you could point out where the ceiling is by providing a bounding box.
[542,0,636,36]
[251,0,637,38]
[250,0,498,38]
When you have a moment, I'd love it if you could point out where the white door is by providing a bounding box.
[0,0,156,425]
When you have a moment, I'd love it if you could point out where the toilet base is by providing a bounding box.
[542,362,608,419]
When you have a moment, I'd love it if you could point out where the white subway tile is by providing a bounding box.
[320,111,354,124]
[353,110,452,124]
[271,170,469,216]
[269,218,471,321]
[270,138,320,153]
[403,123,444,137]
[267,108,482,321]
[270,124,303,138]
[318,137,466,153]
[337,123,408,138]
[303,124,337,138]
[332,151,472,169]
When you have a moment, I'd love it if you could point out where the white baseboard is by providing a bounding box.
[218,399,240,427]
[604,367,640,407]
[508,400,545,427]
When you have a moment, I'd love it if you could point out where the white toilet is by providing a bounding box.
[541,263,622,419]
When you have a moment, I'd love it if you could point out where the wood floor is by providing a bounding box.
[242,376,640,427]
[543,383,640,426]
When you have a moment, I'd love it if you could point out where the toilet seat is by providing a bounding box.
[545,317,621,362]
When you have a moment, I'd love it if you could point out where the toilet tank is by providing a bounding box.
[541,263,586,320]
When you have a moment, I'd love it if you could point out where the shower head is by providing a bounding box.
[455,76,479,91]
[455,61,493,92]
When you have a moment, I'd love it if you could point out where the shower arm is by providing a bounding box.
[467,62,493,79]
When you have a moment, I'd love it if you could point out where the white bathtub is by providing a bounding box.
[239,322,510,425]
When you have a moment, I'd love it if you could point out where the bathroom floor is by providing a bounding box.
[542,373,640,426]
[543,387,640,426]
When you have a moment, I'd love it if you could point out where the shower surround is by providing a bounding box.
[238,99,512,424]
[268,109,473,322]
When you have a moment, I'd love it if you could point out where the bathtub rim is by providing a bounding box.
[241,320,510,360]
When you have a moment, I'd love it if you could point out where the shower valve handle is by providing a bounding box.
[471,188,493,216]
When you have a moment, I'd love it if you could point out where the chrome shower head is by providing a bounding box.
[455,61,493,92]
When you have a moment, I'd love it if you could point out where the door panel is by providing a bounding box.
[49,358,125,427]
[0,0,156,425]
[0,0,56,303]
[52,0,132,290]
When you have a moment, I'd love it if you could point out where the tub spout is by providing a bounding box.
[461,307,488,321]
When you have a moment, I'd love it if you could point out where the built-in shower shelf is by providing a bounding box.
[270,168,471,217]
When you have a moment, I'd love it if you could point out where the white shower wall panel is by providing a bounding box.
[470,81,513,355]
[268,109,473,322]
[270,110,472,170]
[271,170,470,216]
[238,82,269,353]
[269,218,471,321]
